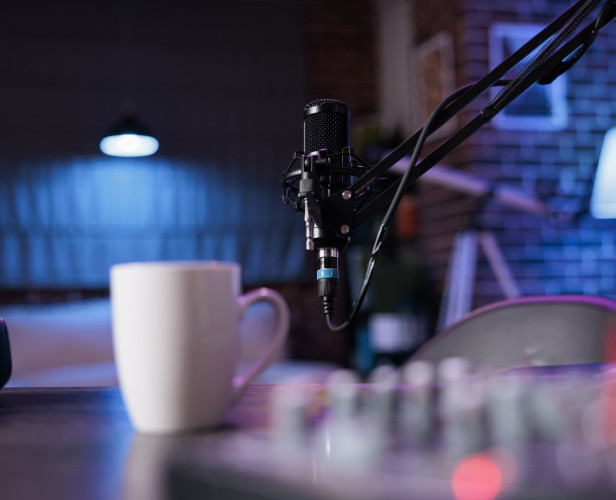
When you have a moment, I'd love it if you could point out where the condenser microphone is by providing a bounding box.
[303,99,353,202]
[303,98,351,156]
[301,99,352,318]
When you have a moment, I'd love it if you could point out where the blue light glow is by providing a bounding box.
[590,128,616,219]
[0,156,307,288]
[99,134,159,157]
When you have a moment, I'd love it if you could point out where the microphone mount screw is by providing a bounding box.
[340,225,350,235]
[342,190,352,201]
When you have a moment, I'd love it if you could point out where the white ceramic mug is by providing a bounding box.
[110,261,290,434]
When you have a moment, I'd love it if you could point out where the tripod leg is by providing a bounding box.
[479,231,520,299]
[437,230,479,331]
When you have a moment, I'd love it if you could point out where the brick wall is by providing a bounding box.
[413,0,616,309]
[306,0,378,115]
[412,0,477,302]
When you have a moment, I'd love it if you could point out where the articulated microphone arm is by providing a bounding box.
[282,0,616,331]
[334,0,616,230]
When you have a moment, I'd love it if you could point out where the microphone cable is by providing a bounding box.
[326,83,475,332]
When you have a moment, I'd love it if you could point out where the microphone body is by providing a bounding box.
[300,99,353,317]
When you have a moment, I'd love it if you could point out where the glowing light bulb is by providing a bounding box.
[100,133,159,157]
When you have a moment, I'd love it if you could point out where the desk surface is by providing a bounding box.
[0,387,129,500]
[3,381,616,500]
[0,386,276,500]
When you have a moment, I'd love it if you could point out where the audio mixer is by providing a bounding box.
[169,360,616,500]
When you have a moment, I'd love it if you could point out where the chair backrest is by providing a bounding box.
[411,295,616,372]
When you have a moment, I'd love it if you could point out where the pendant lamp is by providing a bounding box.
[100,104,159,157]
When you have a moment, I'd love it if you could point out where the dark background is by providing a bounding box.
[1,0,616,366]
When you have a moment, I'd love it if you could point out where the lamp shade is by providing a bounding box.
[590,128,616,219]
[99,115,159,157]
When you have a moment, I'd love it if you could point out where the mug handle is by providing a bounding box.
[231,287,290,401]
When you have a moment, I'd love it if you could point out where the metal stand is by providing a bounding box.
[437,228,520,331]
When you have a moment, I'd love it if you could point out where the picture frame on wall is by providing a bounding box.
[489,22,568,130]
[415,32,456,140]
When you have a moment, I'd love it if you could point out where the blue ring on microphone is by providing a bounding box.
[317,268,339,280]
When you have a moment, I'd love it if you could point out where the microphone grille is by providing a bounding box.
[303,99,350,155]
